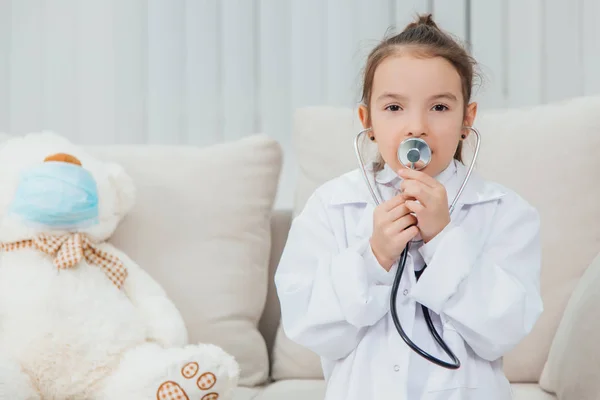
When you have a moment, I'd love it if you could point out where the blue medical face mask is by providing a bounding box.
[8,161,99,230]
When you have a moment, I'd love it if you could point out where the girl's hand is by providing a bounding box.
[370,194,420,271]
[398,168,451,243]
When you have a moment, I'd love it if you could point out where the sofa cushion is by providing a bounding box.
[248,380,555,400]
[538,252,600,398]
[272,96,600,382]
[291,106,363,217]
[511,384,557,400]
[254,380,326,400]
[233,386,263,400]
[90,134,282,386]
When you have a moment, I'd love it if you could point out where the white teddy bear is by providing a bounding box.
[0,132,239,399]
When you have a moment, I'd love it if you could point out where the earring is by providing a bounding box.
[461,134,466,139]
[370,135,375,141]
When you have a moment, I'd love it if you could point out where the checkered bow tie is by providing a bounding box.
[0,233,127,289]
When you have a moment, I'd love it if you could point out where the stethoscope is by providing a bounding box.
[353,126,481,369]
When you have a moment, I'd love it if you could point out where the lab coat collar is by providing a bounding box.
[329,159,506,208]
[330,160,506,242]
[374,159,457,189]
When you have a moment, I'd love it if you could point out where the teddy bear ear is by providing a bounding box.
[107,162,136,216]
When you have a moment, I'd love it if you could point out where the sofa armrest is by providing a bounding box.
[259,209,293,362]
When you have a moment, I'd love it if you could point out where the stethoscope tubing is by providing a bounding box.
[353,127,482,369]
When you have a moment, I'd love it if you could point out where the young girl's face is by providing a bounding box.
[359,53,477,177]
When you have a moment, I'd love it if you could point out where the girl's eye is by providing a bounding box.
[432,104,449,112]
[385,105,401,112]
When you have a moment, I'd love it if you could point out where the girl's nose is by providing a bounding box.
[406,126,428,138]
[406,112,428,137]
[407,130,426,137]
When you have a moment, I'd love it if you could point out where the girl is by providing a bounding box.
[275,14,542,400]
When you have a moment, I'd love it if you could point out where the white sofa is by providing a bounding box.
[20,95,599,398]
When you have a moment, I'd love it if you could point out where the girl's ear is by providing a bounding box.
[358,105,370,129]
[464,102,478,127]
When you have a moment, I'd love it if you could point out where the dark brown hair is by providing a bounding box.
[361,13,478,162]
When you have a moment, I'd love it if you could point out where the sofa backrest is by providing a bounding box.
[259,210,292,361]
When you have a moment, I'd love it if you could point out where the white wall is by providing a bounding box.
[0,0,598,208]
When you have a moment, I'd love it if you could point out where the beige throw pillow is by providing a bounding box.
[90,134,282,386]
[539,252,600,399]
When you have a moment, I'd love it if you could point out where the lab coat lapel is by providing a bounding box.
[449,162,506,208]
[351,181,398,240]
[328,168,381,243]
[329,162,506,243]
[353,202,375,241]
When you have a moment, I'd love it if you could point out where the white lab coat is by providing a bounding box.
[274,159,543,400]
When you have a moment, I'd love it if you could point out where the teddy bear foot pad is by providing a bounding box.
[157,361,219,400]
[97,342,238,400]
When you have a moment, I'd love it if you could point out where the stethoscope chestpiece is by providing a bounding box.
[397,137,431,170]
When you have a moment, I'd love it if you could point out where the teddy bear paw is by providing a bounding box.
[156,362,219,400]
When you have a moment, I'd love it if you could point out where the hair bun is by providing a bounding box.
[404,13,440,31]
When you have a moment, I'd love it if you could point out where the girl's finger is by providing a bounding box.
[398,167,440,188]
[405,199,425,214]
[389,213,418,234]
[396,224,420,245]
[382,193,406,212]
[387,203,411,222]
[401,180,434,207]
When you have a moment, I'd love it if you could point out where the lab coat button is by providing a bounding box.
[403,289,408,296]
[394,365,400,372]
